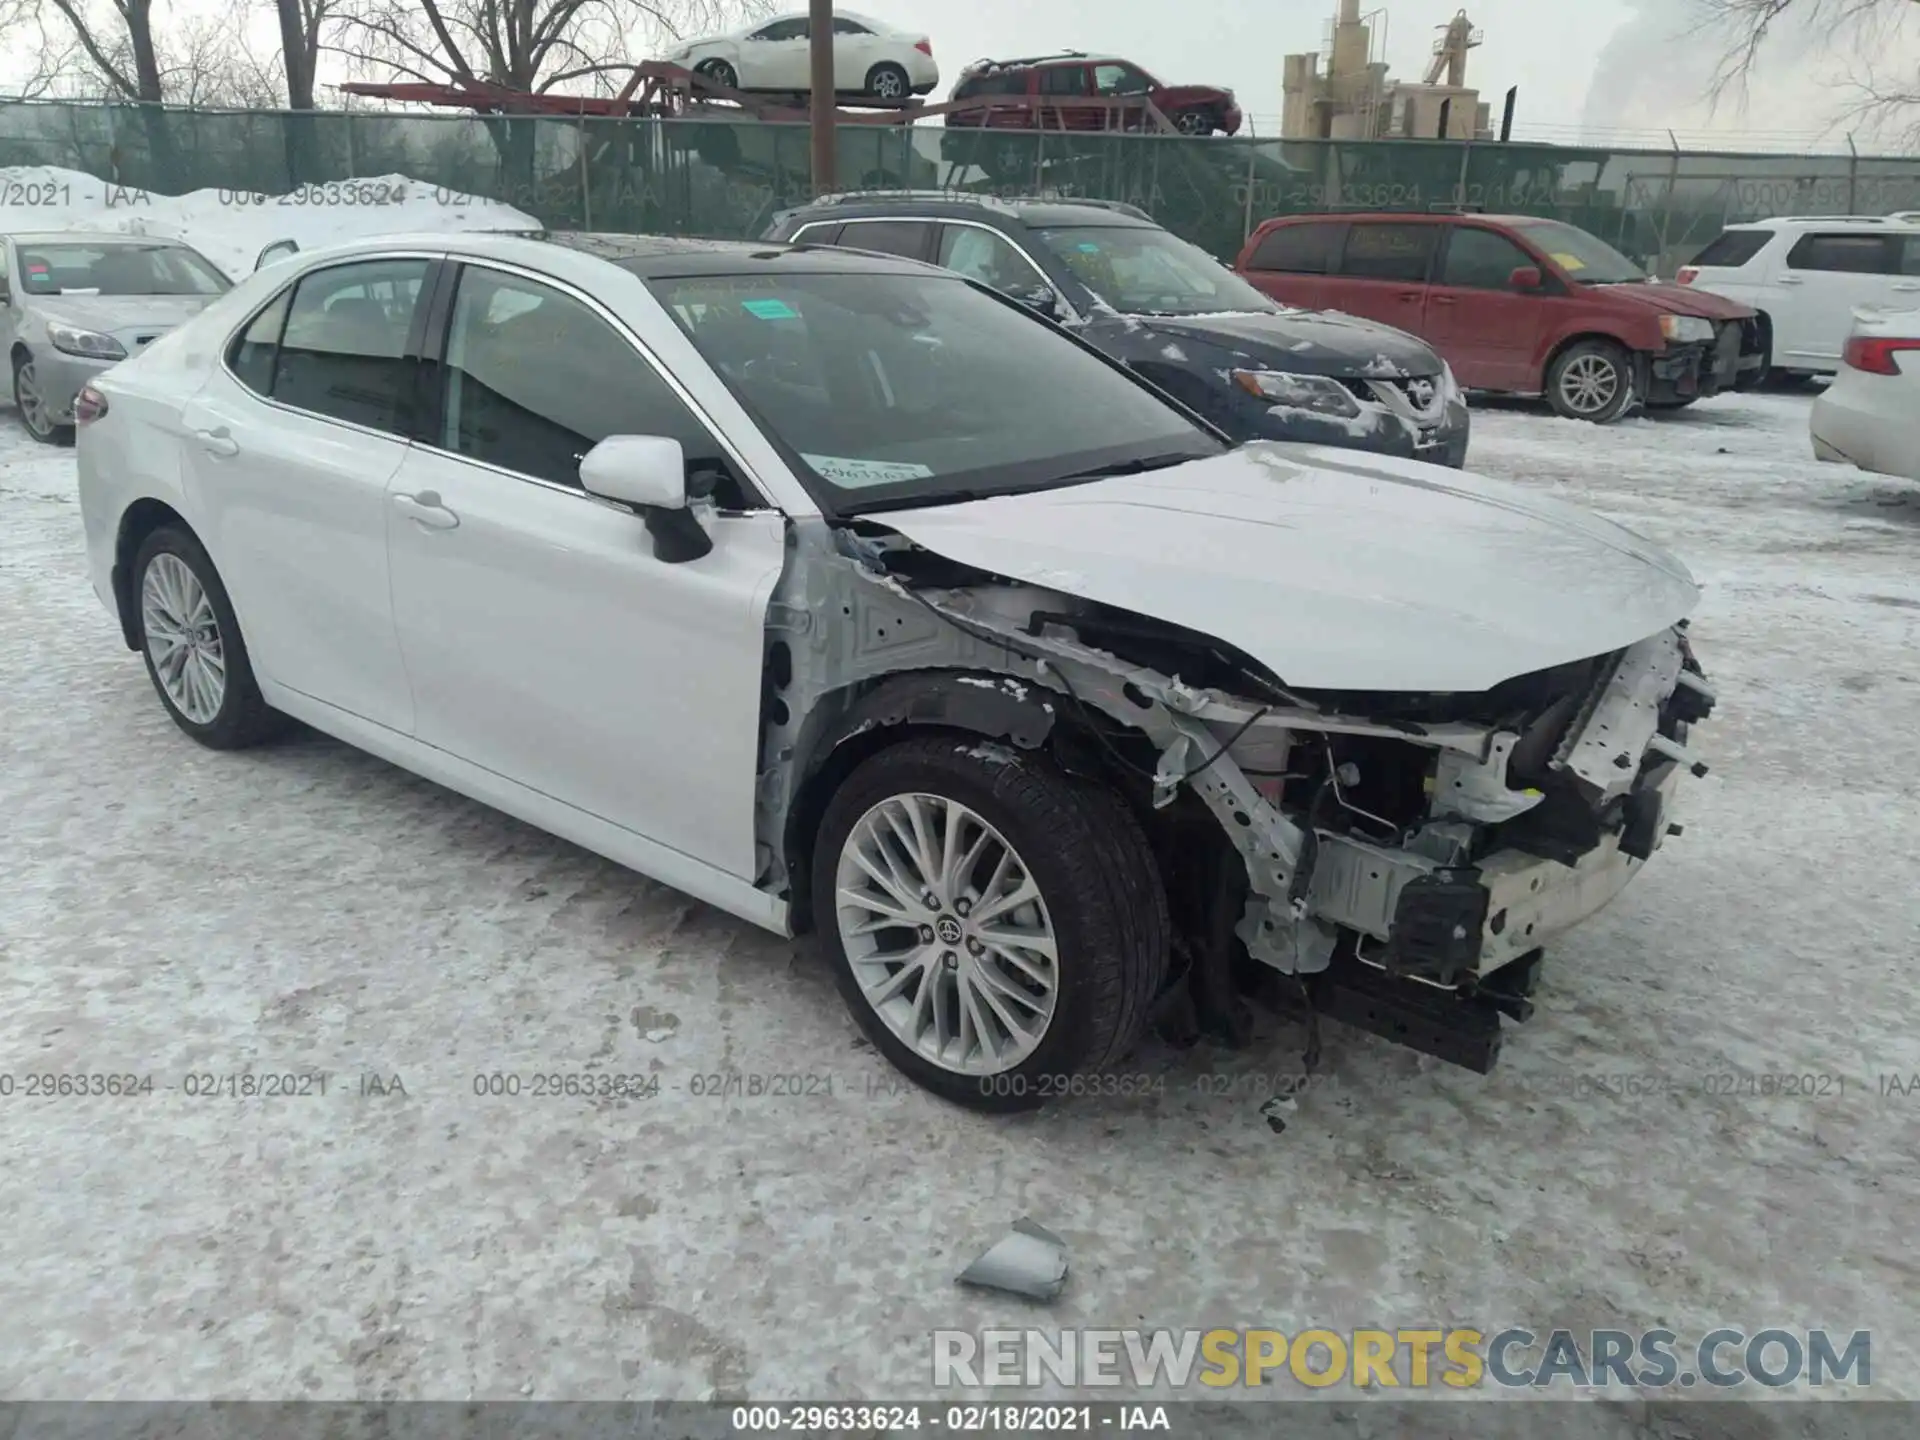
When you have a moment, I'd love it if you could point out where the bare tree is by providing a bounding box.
[325,0,765,97]
[1703,0,1920,135]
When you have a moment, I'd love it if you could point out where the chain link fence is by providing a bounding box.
[4,99,1918,271]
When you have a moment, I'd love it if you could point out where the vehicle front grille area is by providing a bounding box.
[1338,375,1449,423]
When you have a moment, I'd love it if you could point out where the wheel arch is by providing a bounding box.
[782,670,1062,935]
[1540,329,1640,387]
[111,499,195,650]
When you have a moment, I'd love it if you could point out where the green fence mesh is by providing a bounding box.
[4,99,1918,271]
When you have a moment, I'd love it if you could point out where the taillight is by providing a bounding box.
[915,39,933,54]
[1675,266,1699,285]
[73,385,109,424]
[1843,336,1920,375]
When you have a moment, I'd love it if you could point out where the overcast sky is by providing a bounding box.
[6,0,1912,147]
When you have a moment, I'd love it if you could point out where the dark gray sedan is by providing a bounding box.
[2,231,230,445]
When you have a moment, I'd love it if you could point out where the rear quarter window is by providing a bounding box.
[1690,230,1773,269]
[1247,222,1343,274]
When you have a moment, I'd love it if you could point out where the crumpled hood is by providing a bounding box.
[1596,281,1755,323]
[1137,309,1442,379]
[877,444,1700,693]
[28,293,215,336]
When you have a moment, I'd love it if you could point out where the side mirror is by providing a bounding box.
[579,435,712,563]
[1015,287,1063,321]
[1509,265,1543,292]
[255,239,300,271]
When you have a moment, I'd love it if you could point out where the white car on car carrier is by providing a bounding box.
[665,9,938,99]
[73,231,1717,1109]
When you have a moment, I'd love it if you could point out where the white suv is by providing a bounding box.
[1678,216,1920,379]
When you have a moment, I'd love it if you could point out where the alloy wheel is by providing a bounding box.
[14,362,51,438]
[872,67,906,99]
[1559,354,1621,416]
[834,792,1059,1075]
[141,553,227,725]
[1175,110,1210,135]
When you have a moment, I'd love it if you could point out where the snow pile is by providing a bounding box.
[0,167,540,278]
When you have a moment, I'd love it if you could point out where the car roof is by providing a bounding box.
[781,195,1158,228]
[1739,215,1920,228]
[2,231,199,247]
[1262,212,1556,227]
[962,52,1132,71]
[266,229,954,280]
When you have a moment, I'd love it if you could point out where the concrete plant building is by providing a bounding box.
[1283,2,1495,141]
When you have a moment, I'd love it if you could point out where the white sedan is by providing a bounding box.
[665,10,938,100]
[74,231,1715,1109]
[1810,307,1920,482]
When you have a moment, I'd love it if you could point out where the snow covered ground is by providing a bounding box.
[1,381,1916,1405]
[0,167,538,276]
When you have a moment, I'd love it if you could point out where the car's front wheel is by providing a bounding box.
[695,58,739,91]
[813,736,1169,1111]
[1170,108,1215,135]
[13,353,74,446]
[1547,340,1635,423]
[133,525,287,749]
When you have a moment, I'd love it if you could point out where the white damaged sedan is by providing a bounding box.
[74,232,1717,1109]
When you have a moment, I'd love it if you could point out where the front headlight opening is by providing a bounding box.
[1660,314,1714,345]
[47,323,127,361]
[1232,368,1361,418]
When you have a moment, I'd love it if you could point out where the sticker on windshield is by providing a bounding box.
[802,454,935,488]
[741,297,799,320]
[1076,242,1102,253]
[1551,252,1586,272]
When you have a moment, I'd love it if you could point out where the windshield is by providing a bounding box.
[1033,225,1278,316]
[14,243,229,297]
[1508,220,1646,285]
[646,270,1223,513]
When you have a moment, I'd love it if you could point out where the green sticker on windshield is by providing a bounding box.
[1076,242,1102,253]
[741,298,799,320]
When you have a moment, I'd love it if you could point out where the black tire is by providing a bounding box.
[13,353,74,447]
[812,735,1170,1112]
[1171,108,1214,136]
[695,58,739,92]
[132,525,288,749]
[1546,339,1635,423]
[866,62,910,101]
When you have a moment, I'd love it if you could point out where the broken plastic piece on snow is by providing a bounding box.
[956,1219,1069,1301]
[1259,1094,1298,1134]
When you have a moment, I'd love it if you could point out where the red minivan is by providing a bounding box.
[1235,213,1765,423]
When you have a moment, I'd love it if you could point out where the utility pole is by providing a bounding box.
[809,0,836,194]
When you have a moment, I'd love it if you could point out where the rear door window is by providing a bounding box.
[831,221,934,261]
[1690,229,1772,269]
[1897,235,1920,277]
[268,258,429,434]
[1247,222,1344,274]
[1040,65,1092,96]
[1337,223,1440,283]
[1785,233,1893,274]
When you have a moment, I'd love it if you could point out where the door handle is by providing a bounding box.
[192,426,239,458]
[1777,276,1803,285]
[1432,295,1457,305]
[393,491,460,530]
[1398,291,1422,302]
[1894,283,1920,292]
